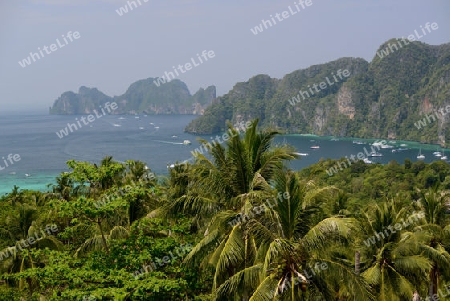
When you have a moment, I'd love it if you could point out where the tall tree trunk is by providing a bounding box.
[429,264,438,299]
[97,218,109,254]
[355,251,360,275]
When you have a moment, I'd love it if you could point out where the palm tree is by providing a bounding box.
[416,188,450,299]
[176,120,301,299]
[99,155,125,191]
[210,170,373,300]
[166,161,192,200]
[124,160,154,183]
[164,119,298,227]
[51,172,74,201]
[359,200,432,300]
[122,160,159,224]
[7,185,23,207]
[0,221,63,297]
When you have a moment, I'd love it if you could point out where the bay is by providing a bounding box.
[0,114,446,195]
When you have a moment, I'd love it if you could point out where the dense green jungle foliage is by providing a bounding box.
[1,120,450,301]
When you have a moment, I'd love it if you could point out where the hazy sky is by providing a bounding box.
[0,0,449,113]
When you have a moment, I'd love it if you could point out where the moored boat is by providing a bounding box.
[369,152,382,157]
[417,148,425,160]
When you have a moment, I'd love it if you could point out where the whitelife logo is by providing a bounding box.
[250,0,313,35]
[18,31,81,68]
[55,102,118,139]
[116,0,149,16]
[414,104,450,130]
[0,224,58,261]
[190,121,252,157]
[288,69,351,106]
[153,50,215,87]
[362,212,424,247]
[0,154,21,172]
[376,22,438,59]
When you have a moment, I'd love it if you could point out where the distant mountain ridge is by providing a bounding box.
[185,40,450,146]
[49,78,216,115]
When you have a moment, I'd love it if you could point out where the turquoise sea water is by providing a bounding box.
[0,114,446,195]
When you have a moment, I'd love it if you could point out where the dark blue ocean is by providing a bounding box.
[0,114,446,195]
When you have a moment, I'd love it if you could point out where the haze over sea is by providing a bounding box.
[0,114,445,195]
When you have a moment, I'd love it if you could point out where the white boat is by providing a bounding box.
[400,144,407,147]
[172,135,178,138]
[118,117,125,120]
[372,141,384,147]
[139,127,144,130]
[113,124,121,127]
[369,152,383,157]
[183,140,191,145]
[392,148,408,153]
[154,126,160,129]
[417,148,425,160]
[363,158,373,164]
[433,146,442,157]
[381,144,394,149]
[294,152,309,156]
[25,174,30,177]
[310,145,320,149]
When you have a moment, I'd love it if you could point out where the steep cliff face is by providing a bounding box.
[336,85,355,120]
[185,57,368,134]
[191,86,217,115]
[185,41,450,145]
[49,79,216,115]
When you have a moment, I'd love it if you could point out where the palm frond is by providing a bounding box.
[301,217,356,251]
[213,226,245,290]
[215,264,263,300]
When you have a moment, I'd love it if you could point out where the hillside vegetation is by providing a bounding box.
[185,41,450,146]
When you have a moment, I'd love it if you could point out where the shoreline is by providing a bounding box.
[2,135,447,195]
[285,134,449,150]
